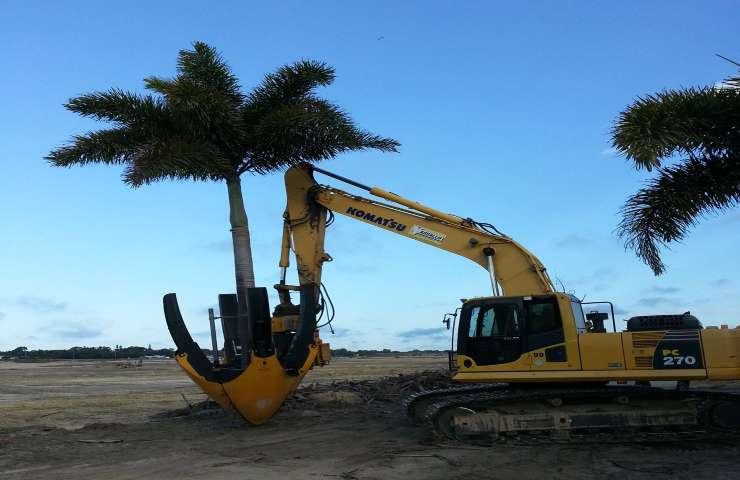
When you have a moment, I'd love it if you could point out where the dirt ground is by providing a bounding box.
[1,357,739,480]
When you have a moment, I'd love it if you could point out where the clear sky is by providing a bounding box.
[1,1,739,351]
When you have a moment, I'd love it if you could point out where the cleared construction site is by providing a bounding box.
[2,3,738,480]
[2,357,739,480]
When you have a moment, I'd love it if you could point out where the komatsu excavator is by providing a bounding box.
[164,163,740,441]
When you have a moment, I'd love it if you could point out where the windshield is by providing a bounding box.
[571,300,587,333]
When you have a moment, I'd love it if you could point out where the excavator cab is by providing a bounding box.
[452,291,740,388]
[456,294,568,368]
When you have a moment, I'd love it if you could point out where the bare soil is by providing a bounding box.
[1,357,739,479]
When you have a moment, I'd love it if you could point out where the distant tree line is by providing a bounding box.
[331,348,445,357]
[1,346,445,360]
[0,345,175,360]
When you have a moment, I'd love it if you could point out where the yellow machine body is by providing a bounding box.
[165,164,740,425]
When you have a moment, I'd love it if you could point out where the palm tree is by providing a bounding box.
[610,69,740,275]
[47,41,399,321]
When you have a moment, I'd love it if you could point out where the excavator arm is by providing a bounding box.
[280,164,554,297]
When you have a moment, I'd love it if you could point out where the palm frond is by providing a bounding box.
[124,138,232,187]
[246,60,335,113]
[143,75,245,161]
[617,154,740,274]
[46,128,140,166]
[241,98,399,173]
[65,90,166,125]
[174,41,242,101]
[720,74,740,90]
[143,76,177,96]
[612,86,740,171]
[168,79,243,132]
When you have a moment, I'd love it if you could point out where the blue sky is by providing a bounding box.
[1,1,738,351]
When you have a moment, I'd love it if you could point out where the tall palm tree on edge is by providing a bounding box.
[47,42,399,351]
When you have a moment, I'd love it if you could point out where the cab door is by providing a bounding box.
[523,296,565,354]
[523,295,582,370]
[458,299,524,366]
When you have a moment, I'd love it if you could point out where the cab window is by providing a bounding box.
[474,304,520,338]
[467,306,480,337]
[526,301,560,334]
[524,296,565,351]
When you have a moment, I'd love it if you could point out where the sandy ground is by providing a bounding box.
[1,357,740,480]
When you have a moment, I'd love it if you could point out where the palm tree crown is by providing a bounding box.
[611,71,740,275]
[47,42,399,184]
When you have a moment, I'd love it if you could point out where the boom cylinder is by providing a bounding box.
[483,247,501,296]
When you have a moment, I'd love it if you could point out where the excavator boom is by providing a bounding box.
[283,165,554,297]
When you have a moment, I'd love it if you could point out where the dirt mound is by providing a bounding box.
[295,369,454,404]
[150,399,223,420]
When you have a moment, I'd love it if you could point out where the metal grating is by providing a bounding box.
[634,356,653,368]
[631,332,664,349]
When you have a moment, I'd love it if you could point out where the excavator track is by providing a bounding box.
[406,385,740,444]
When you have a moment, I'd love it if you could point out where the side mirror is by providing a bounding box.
[442,312,458,330]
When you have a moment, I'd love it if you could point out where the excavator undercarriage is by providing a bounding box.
[406,383,740,443]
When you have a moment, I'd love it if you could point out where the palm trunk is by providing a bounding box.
[226,176,256,366]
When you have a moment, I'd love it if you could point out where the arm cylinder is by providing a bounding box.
[368,187,466,226]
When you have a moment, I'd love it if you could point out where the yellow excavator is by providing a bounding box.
[164,163,740,441]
